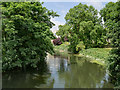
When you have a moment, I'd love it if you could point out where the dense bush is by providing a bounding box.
[100,1,120,87]
[76,42,85,51]
[108,48,120,86]
[68,33,79,53]
[2,2,58,72]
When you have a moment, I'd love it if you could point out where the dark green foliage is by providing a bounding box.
[79,21,107,48]
[108,48,120,87]
[100,1,120,87]
[2,2,58,72]
[68,33,79,54]
[100,2,120,47]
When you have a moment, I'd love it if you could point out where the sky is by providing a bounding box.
[42,1,117,34]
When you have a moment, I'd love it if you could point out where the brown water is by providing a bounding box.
[2,54,113,88]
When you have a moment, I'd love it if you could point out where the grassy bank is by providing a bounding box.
[78,48,112,66]
[54,42,112,66]
[79,48,112,60]
[54,42,69,51]
[53,42,69,58]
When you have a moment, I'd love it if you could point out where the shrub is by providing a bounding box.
[108,48,120,86]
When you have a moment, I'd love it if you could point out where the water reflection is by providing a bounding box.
[2,54,113,88]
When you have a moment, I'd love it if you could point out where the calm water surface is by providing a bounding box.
[3,54,113,88]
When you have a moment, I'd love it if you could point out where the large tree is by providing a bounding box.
[60,3,107,53]
[2,2,58,72]
[100,1,120,87]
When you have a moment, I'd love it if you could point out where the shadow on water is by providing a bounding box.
[2,54,114,88]
[2,60,54,88]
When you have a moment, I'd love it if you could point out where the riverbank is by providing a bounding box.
[54,42,112,66]
[54,42,69,58]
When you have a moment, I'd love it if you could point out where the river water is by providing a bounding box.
[2,54,113,88]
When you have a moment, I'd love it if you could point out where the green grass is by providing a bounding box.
[54,42,112,66]
[54,42,69,51]
[79,48,112,60]
[53,42,69,58]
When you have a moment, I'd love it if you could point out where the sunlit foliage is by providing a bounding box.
[57,3,107,53]
[2,2,58,71]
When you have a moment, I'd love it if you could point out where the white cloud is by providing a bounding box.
[61,10,69,15]
[50,17,65,34]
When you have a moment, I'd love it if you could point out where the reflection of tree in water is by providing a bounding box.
[69,55,77,64]
[58,58,69,72]
[58,56,113,88]
[3,55,113,88]
[2,60,54,88]
[59,58,65,72]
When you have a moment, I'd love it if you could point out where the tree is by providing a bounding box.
[79,21,94,48]
[56,24,70,41]
[2,2,58,72]
[90,24,107,48]
[62,3,106,53]
[100,1,120,87]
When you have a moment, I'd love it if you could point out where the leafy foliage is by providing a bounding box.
[65,3,99,52]
[56,3,107,53]
[100,1,120,87]
[2,2,58,72]
[79,21,107,48]
[108,48,120,87]
[56,24,70,42]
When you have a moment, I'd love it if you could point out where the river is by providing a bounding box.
[2,54,113,88]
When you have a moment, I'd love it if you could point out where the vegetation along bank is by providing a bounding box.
[2,1,120,88]
[55,1,120,88]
